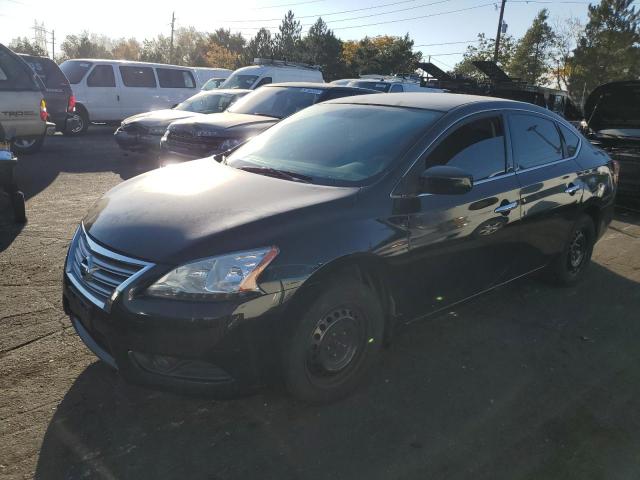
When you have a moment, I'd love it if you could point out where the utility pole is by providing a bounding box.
[51,30,55,60]
[493,0,507,63]
[169,12,175,64]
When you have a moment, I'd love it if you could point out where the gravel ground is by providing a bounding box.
[1,127,640,480]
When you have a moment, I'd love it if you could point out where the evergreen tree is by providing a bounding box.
[8,37,47,57]
[454,33,517,79]
[568,0,640,100]
[509,9,556,84]
[302,18,346,80]
[274,11,303,61]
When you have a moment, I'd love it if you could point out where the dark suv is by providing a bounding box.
[63,93,616,403]
[18,54,77,137]
[160,83,376,160]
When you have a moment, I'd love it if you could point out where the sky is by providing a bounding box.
[0,0,592,69]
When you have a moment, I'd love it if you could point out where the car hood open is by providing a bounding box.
[584,81,640,133]
[83,159,357,264]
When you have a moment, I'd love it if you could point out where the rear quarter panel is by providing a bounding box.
[0,91,45,138]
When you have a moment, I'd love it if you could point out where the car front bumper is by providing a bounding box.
[612,150,640,197]
[114,128,162,152]
[63,273,290,396]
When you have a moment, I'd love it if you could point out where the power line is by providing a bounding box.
[255,0,325,9]
[414,39,479,47]
[429,56,454,69]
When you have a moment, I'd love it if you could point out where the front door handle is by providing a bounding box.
[565,184,581,195]
[494,200,519,215]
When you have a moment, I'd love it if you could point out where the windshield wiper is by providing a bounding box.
[239,166,312,183]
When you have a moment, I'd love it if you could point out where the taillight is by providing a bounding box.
[68,95,76,113]
[609,159,620,185]
[39,99,48,121]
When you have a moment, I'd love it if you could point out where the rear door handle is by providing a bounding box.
[494,200,519,215]
[565,184,581,195]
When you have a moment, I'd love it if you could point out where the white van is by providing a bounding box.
[221,59,324,89]
[59,59,206,133]
[191,67,232,87]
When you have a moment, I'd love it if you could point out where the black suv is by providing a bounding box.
[160,83,376,160]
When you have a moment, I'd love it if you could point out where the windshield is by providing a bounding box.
[201,78,225,90]
[175,92,243,114]
[220,74,259,89]
[60,60,93,84]
[226,103,443,186]
[227,87,324,119]
[349,81,391,92]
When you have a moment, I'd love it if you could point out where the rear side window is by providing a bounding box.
[156,68,196,88]
[255,77,272,88]
[558,123,581,157]
[87,65,116,87]
[60,61,92,84]
[510,113,563,170]
[0,49,39,91]
[119,66,156,88]
[426,116,507,181]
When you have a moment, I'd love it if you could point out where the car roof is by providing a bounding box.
[327,92,536,112]
[200,88,251,94]
[265,82,377,93]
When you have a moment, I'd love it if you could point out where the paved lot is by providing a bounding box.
[1,127,640,480]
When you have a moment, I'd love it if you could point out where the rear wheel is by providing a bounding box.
[282,277,384,404]
[65,107,89,136]
[547,214,595,286]
[12,136,44,154]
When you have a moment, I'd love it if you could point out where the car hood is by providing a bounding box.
[168,112,279,133]
[584,81,640,132]
[123,109,203,127]
[84,159,358,264]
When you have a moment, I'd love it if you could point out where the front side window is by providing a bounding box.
[255,77,272,88]
[220,74,259,89]
[87,65,116,87]
[60,60,92,84]
[510,113,563,170]
[558,123,581,157]
[226,104,443,186]
[426,116,507,181]
[227,86,324,119]
[156,68,196,88]
[119,66,156,88]
[390,84,403,93]
[175,92,243,114]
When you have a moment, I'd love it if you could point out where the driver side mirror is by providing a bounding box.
[420,165,473,195]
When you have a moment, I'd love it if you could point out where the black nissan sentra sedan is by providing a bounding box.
[63,93,617,403]
[114,89,250,153]
[159,83,375,161]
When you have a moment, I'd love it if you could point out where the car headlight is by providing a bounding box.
[219,138,244,151]
[146,247,279,299]
[148,126,167,136]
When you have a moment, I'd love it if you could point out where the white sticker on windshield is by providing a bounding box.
[301,88,323,95]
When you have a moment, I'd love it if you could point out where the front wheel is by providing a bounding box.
[282,277,384,404]
[12,135,44,154]
[547,214,596,286]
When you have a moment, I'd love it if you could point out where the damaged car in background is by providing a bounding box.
[114,89,250,154]
[582,80,638,197]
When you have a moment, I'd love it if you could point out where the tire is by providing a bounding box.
[282,277,384,404]
[12,135,44,154]
[65,107,89,136]
[547,214,595,286]
[11,191,26,223]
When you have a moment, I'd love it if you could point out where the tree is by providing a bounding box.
[244,28,275,63]
[454,33,517,79]
[60,32,112,61]
[208,28,246,55]
[206,44,239,69]
[111,38,141,60]
[302,18,346,80]
[274,10,303,61]
[140,36,171,63]
[173,27,209,66]
[8,37,47,56]
[551,17,584,90]
[342,34,421,76]
[568,0,640,101]
[509,9,556,84]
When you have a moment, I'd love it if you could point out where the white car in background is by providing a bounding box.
[59,59,214,134]
[220,58,324,89]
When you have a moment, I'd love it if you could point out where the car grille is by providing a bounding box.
[65,227,153,311]
[120,123,148,134]
[166,131,223,151]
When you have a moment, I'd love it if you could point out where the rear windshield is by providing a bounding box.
[220,74,258,89]
[60,60,93,84]
[226,103,443,186]
[349,81,391,93]
[175,91,245,114]
[227,86,324,119]
[21,56,69,89]
[0,48,39,91]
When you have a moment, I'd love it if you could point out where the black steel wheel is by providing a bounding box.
[548,214,595,286]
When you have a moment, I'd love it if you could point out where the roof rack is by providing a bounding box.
[252,58,320,70]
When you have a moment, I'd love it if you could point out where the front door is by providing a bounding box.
[401,113,523,319]
[84,64,121,122]
[507,112,584,274]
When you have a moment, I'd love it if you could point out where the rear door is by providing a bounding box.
[402,113,523,317]
[156,67,198,107]
[509,111,583,274]
[118,65,160,117]
[84,64,121,122]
